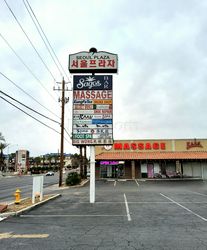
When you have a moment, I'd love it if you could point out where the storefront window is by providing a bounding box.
[100,161,125,178]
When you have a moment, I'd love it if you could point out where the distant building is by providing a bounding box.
[15,150,29,173]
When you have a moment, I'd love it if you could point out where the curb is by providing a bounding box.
[49,179,89,190]
[0,194,61,221]
[69,179,89,188]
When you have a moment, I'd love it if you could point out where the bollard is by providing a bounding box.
[14,189,21,204]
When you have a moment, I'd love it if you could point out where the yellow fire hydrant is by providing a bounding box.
[14,189,21,204]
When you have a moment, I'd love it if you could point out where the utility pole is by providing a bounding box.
[54,77,69,187]
[79,146,83,177]
[83,146,87,178]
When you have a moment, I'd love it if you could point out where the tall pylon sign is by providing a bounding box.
[69,48,118,146]
[69,48,118,203]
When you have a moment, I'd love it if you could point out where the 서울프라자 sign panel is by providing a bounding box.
[72,75,113,145]
[69,51,118,73]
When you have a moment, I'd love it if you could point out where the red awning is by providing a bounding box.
[95,151,207,160]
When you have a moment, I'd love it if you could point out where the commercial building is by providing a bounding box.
[95,138,207,179]
[15,150,29,173]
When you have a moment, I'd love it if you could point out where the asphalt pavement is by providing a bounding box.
[0,172,64,203]
[1,179,207,250]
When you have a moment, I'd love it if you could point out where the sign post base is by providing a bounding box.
[90,146,95,203]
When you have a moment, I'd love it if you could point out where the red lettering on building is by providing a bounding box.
[114,143,122,150]
[138,143,144,150]
[153,143,159,150]
[131,143,137,150]
[186,139,203,150]
[145,143,151,150]
[113,142,166,151]
[124,143,130,150]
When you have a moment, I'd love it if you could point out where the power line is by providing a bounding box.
[0,71,60,119]
[0,95,71,144]
[64,128,72,140]
[0,95,60,134]
[3,0,56,82]
[22,0,63,78]
[23,0,72,120]
[23,0,71,82]
[0,90,60,125]
[0,32,57,103]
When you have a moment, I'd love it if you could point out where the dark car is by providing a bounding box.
[46,171,55,176]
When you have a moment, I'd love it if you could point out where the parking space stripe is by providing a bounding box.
[0,217,6,222]
[189,191,207,197]
[20,214,127,218]
[135,179,139,187]
[124,193,132,221]
[160,193,207,222]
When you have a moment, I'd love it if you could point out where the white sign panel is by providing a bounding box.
[32,176,44,204]
[69,51,118,73]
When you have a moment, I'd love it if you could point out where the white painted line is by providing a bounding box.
[124,193,132,221]
[114,181,117,187]
[0,232,49,239]
[0,217,6,222]
[135,179,139,187]
[160,193,207,222]
[20,214,126,218]
[190,191,207,197]
[43,201,207,204]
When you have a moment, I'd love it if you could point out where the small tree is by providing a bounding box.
[34,157,41,167]
[70,153,81,169]
[66,172,81,186]
[0,133,8,171]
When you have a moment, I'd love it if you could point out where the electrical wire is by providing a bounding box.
[23,0,72,116]
[0,95,71,144]
[0,71,60,119]
[3,0,56,82]
[0,32,57,103]
[0,95,60,134]
[22,0,63,78]
[0,90,60,125]
[23,0,71,82]
[2,0,72,145]
[64,128,71,140]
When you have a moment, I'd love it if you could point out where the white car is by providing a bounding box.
[46,171,54,176]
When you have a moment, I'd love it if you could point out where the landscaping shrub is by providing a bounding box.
[66,172,81,186]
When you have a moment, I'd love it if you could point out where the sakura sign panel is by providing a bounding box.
[69,51,118,73]
[72,75,113,145]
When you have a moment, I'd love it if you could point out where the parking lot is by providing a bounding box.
[1,180,207,250]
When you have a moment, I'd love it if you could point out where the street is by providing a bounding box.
[0,172,64,203]
[0,179,207,249]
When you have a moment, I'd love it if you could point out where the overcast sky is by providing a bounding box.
[1,0,207,157]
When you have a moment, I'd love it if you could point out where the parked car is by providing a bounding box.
[153,173,162,178]
[46,171,55,176]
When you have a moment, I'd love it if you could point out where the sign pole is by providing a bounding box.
[90,145,95,203]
